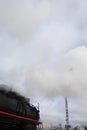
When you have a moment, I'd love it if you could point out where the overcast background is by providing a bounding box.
[0,0,87,127]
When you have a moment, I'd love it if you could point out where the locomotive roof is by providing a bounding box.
[0,84,30,104]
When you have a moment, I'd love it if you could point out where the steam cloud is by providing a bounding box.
[0,0,87,99]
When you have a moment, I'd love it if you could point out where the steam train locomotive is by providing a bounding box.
[0,85,40,130]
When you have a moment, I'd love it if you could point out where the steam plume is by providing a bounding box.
[0,0,87,99]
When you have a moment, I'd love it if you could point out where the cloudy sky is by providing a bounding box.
[0,0,87,127]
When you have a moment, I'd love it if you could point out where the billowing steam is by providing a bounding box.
[0,0,87,99]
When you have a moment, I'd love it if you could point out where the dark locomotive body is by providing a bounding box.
[0,86,40,130]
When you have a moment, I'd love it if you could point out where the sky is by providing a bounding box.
[0,0,87,127]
